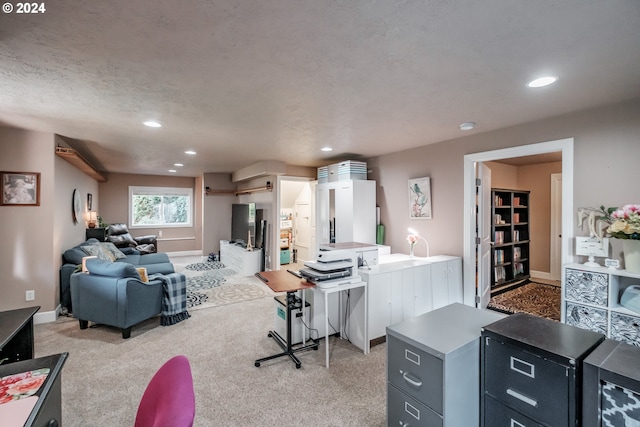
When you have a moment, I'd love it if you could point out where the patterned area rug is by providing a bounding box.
[174,261,272,311]
[488,281,561,321]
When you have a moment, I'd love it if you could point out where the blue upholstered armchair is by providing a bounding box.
[70,259,185,338]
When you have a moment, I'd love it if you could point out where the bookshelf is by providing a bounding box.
[491,189,530,288]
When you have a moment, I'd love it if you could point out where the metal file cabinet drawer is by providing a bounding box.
[388,383,443,427]
[484,395,544,427]
[387,334,443,414]
[484,336,569,426]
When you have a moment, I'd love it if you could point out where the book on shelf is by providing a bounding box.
[494,230,504,244]
[513,213,520,223]
[494,249,505,265]
[513,262,524,276]
[514,230,520,242]
[513,247,521,260]
[513,196,520,206]
[494,266,506,283]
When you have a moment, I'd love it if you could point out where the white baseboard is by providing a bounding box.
[166,250,203,258]
[34,306,60,324]
[530,270,552,280]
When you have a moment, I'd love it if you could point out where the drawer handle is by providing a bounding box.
[510,356,535,378]
[507,388,538,407]
[511,419,525,427]
[401,371,423,388]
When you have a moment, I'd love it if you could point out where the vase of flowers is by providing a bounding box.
[578,204,640,273]
[407,234,418,258]
[608,204,640,273]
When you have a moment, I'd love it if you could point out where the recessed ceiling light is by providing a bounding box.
[527,76,557,88]
[459,122,476,131]
[174,163,183,167]
[321,147,333,152]
[168,169,177,173]
[184,150,197,155]
[143,120,162,128]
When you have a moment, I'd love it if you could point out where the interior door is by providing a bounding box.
[550,173,563,280]
[477,163,492,308]
[295,201,311,261]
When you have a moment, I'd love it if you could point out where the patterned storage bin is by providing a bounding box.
[602,382,640,426]
[565,268,608,307]
[610,312,640,347]
[337,160,367,181]
[565,302,608,335]
[317,166,328,183]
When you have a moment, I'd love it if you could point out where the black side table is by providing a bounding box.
[86,227,107,241]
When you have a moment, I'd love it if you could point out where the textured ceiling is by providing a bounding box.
[1,1,639,177]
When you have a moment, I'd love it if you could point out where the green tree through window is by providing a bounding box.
[129,187,192,227]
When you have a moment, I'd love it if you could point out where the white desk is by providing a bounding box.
[312,279,368,368]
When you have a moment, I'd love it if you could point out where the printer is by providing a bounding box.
[300,249,361,289]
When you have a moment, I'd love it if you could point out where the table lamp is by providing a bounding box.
[87,211,97,228]
[407,227,430,258]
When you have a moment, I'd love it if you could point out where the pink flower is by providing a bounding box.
[407,234,418,245]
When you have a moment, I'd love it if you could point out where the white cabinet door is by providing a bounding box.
[389,270,405,327]
[412,264,433,316]
[431,258,463,309]
[367,271,393,340]
[334,182,354,242]
[431,260,450,310]
[447,259,463,303]
[316,185,331,246]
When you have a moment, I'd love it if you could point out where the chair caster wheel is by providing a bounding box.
[255,362,260,367]
[267,332,272,338]
[313,346,319,351]
[296,363,301,369]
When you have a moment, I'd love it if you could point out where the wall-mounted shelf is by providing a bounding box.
[55,146,107,182]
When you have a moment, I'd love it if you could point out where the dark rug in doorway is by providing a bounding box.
[488,281,561,321]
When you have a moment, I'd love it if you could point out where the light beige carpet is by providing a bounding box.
[35,278,386,426]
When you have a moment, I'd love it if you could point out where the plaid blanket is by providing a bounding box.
[149,273,191,326]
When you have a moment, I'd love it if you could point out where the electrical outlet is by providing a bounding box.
[25,290,35,301]
[158,230,163,238]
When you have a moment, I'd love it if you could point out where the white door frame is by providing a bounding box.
[550,173,563,281]
[462,138,574,307]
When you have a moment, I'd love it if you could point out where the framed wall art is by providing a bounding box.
[1,171,41,206]
[408,176,432,219]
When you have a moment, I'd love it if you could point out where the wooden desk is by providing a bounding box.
[0,306,40,364]
[254,270,319,369]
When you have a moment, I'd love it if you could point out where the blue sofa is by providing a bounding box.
[70,258,186,338]
[60,239,174,313]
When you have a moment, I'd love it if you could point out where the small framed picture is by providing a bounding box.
[1,171,41,206]
[87,193,93,210]
[408,176,432,219]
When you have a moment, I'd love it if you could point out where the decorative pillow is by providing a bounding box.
[100,242,127,260]
[86,258,140,278]
[81,244,113,262]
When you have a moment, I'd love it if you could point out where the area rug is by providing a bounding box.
[174,261,273,311]
[488,281,561,321]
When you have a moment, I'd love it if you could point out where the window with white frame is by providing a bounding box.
[129,186,192,228]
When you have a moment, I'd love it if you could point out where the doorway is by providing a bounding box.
[277,177,314,270]
[463,138,575,309]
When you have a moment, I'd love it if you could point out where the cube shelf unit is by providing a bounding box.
[562,264,640,347]
[491,189,530,288]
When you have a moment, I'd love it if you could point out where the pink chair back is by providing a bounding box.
[135,355,195,427]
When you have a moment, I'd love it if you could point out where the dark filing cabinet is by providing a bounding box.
[481,313,605,427]
[582,339,640,427]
